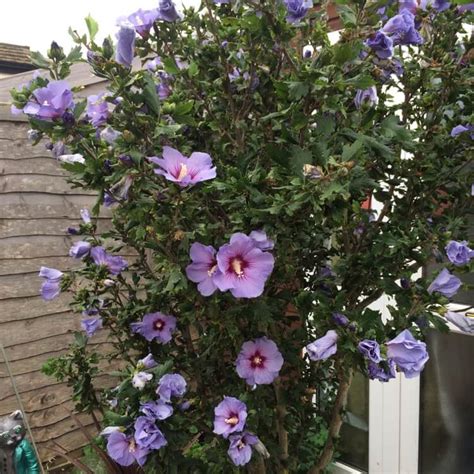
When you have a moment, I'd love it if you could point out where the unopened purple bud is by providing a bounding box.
[27,129,40,141]
[221,40,228,48]
[67,227,79,235]
[400,277,411,289]
[104,159,113,174]
[348,322,357,332]
[118,154,134,167]
[45,142,54,151]
[332,312,349,327]
[179,401,191,411]
[62,111,75,127]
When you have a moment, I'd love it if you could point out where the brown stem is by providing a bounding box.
[309,366,354,474]
[273,379,289,474]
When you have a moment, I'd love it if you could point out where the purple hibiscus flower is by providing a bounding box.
[130,312,177,344]
[450,124,473,138]
[366,31,394,59]
[156,373,187,402]
[137,354,157,369]
[354,86,378,109]
[306,330,338,361]
[283,0,313,24]
[39,266,63,301]
[227,432,259,466]
[445,240,474,266]
[367,359,397,382]
[248,230,274,251]
[149,146,216,187]
[213,233,274,298]
[140,400,174,420]
[132,372,153,390]
[445,311,474,334]
[86,93,110,128]
[358,339,382,363]
[213,397,247,438]
[420,0,450,12]
[23,81,74,120]
[145,57,163,71]
[134,416,167,450]
[186,243,220,296]
[386,329,429,378]
[427,268,462,298]
[106,431,149,466]
[91,246,128,275]
[124,9,159,36]
[80,208,91,224]
[382,10,423,46]
[116,25,136,67]
[104,176,133,207]
[235,337,284,386]
[81,317,103,337]
[100,126,121,144]
[399,0,418,13]
[332,312,349,327]
[69,241,91,259]
[157,0,181,22]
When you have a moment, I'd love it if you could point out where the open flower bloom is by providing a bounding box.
[386,329,429,378]
[23,80,74,120]
[213,397,247,438]
[156,373,187,402]
[306,330,338,361]
[157,0,182,22]
[354,86,378,109]
[134,417,167,450]
[39,266,63,301]
[382,9,423,46]
[358,339,382,363]
[91,246,128,275]
[236,337,284,385]
[445,240,474,266]
[69,241,91,259]
[140,400,173,420]
[130,312,176,344]
[248,230,274,251]
[86,93,110,127]
[366,31,394,59]
[214,233,274,298]
[116,25,136,67]
[132,372,153,390]
[367,359,397,382]
[445,311,474,334]
[185,243,220,296]
[283,0,313,23]
[123,8,159,36]
[137,354,157,370]
[227,432,259,466]
[149,146,216,187]
[107,431,149,466]
[427,268,462,298]
[81,317,103,337]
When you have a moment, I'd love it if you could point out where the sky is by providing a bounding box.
[0,0,199,54]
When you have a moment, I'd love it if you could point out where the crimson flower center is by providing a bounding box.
[250,352,266,368]
[224,414,239,426]
[154,319,164,331]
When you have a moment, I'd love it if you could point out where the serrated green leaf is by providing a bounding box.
[30,51,51,69]
[85,14,99,41]
[143,73,160,116]
[66,45,83,63]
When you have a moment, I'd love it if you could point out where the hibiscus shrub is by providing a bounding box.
[11,0,473,472]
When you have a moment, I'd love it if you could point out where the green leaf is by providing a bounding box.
[85,14,99,41]
[30,51,51,69]
[66,45,83,63]
[342,139,364,161]
[333,41,363,65]
[289,145,313,176]
[73,99,87,119]
[143,73,160,116]
[162,57,180,75]
[188,61,199,77]
[337,4,357,26]
[288,81,310,101]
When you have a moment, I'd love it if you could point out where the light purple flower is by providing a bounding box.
[458,3,474,12]
[39,266,63,301]
[332,312,349,327]
[140,400,174,420]
[23,81,74,120]
[445,240,474,266]
[386,329,429,378]
[116,25,136,67]
[227,432,259,466]
[157,0,181,22]
[382,10,423,46]
[306,330,338,361]
[248,230,274,251]
[91,246,128,275]
[86,93,110,128]
[100,126,121,144]
[283,0,313,24]
[213,233,274,298]
[236,337,284,386]
[132,372,153,390]
[427,268,462,298]
[367,359,397,382]
[399,0,418,13]
[213,397,247,438]
[124,9,159,37]
[137,354,157,369]
[358,339,382,363]
[69,241,91,259]
[130,312,176,344]
[186,243,220,296]
[450,124,473,138]
[134,417,167,450]
[420,0,450,12]
[366,31,394,59]
[104,175,133,207]
[156,374,187,402]
[106,431,149,466]
[81,317,103,337]
[145,57,163,71]
[445,311,474,334]
[80,208,91,224]
[149,146,216,187]
[355,86,378,109]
